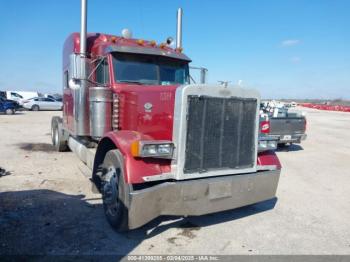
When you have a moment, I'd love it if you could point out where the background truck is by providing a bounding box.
[261,102,307,145]
[0,97,17,115]
[51,0,281,231]
[0,91,39,106]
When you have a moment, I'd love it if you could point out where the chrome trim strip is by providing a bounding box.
[257,165,278,171]
[142,172,175,182]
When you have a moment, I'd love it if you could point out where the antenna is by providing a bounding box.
[80,0,87,56]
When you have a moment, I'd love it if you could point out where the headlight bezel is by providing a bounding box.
[131,140,174,159]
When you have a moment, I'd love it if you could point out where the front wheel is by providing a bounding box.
[5,108,14,115]
[99,150,130,232]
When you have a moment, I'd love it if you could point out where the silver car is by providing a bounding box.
[23,97,63,111]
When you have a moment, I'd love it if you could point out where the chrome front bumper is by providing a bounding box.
[128,169,280,229]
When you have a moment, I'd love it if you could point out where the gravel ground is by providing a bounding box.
[0,108,349,255]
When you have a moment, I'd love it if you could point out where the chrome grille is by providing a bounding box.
[184,96,257,173]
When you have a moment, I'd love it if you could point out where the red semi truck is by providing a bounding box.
[51,0,281,231]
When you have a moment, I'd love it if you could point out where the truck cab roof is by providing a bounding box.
[63,33,191,68]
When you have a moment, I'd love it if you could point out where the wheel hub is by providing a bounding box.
[103,170,118,206]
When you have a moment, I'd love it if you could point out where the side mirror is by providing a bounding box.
[189,66,208,84]
[69,54,90,79]
[68,78,81,90]
[199,68,208,84]
[68,54,91,89]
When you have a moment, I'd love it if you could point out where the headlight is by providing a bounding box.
[156,144,172,154]
[131,140,174,159]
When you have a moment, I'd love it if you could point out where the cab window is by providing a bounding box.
[95,58,109,84]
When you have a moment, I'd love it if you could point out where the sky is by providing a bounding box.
[0,0,349,99]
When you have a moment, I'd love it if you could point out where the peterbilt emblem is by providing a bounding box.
[144,102,153,112]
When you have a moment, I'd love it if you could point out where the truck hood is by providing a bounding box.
[112,84,179,140]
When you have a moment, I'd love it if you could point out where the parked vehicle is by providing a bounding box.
[23,97,63,111]
[258,117,279,151]
[0,97,16,115]
[0,91,38,106]
[8,91,39,100]
[0,97,20,110]
[51,0,281,231]
[261,103,307,145]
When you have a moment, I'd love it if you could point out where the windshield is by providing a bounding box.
[112,53,189,85]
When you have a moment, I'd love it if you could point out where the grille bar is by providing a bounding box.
[184,96,257,174]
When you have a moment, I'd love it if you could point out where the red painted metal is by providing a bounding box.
[63,32,178,64]
[112,83,177,140]
[104,130,171,184]
[257,151,282,170]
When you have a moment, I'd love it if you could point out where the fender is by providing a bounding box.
[93,130,172,184]
[257,150,282,170]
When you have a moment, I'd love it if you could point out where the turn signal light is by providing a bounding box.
[176,47,183,53]
[130,141,140,157]
[111,36,117,43]
[137,39,145,45]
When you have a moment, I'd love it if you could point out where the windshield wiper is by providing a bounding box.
[118,80,144,85]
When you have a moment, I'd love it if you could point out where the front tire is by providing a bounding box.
[99,150,130,232]
[5,108,14,115]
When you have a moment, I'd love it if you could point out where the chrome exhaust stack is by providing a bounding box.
[176,8,183,49]
[80,0,87,57]
[73,0,90,136]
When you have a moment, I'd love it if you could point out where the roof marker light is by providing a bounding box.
[176,47,183,53]
[111,36,117,43]
[137,39,145,45]
[150,40,157,47]
[99,34,108,42]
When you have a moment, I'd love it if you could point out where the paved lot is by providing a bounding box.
[0,108,349,255]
